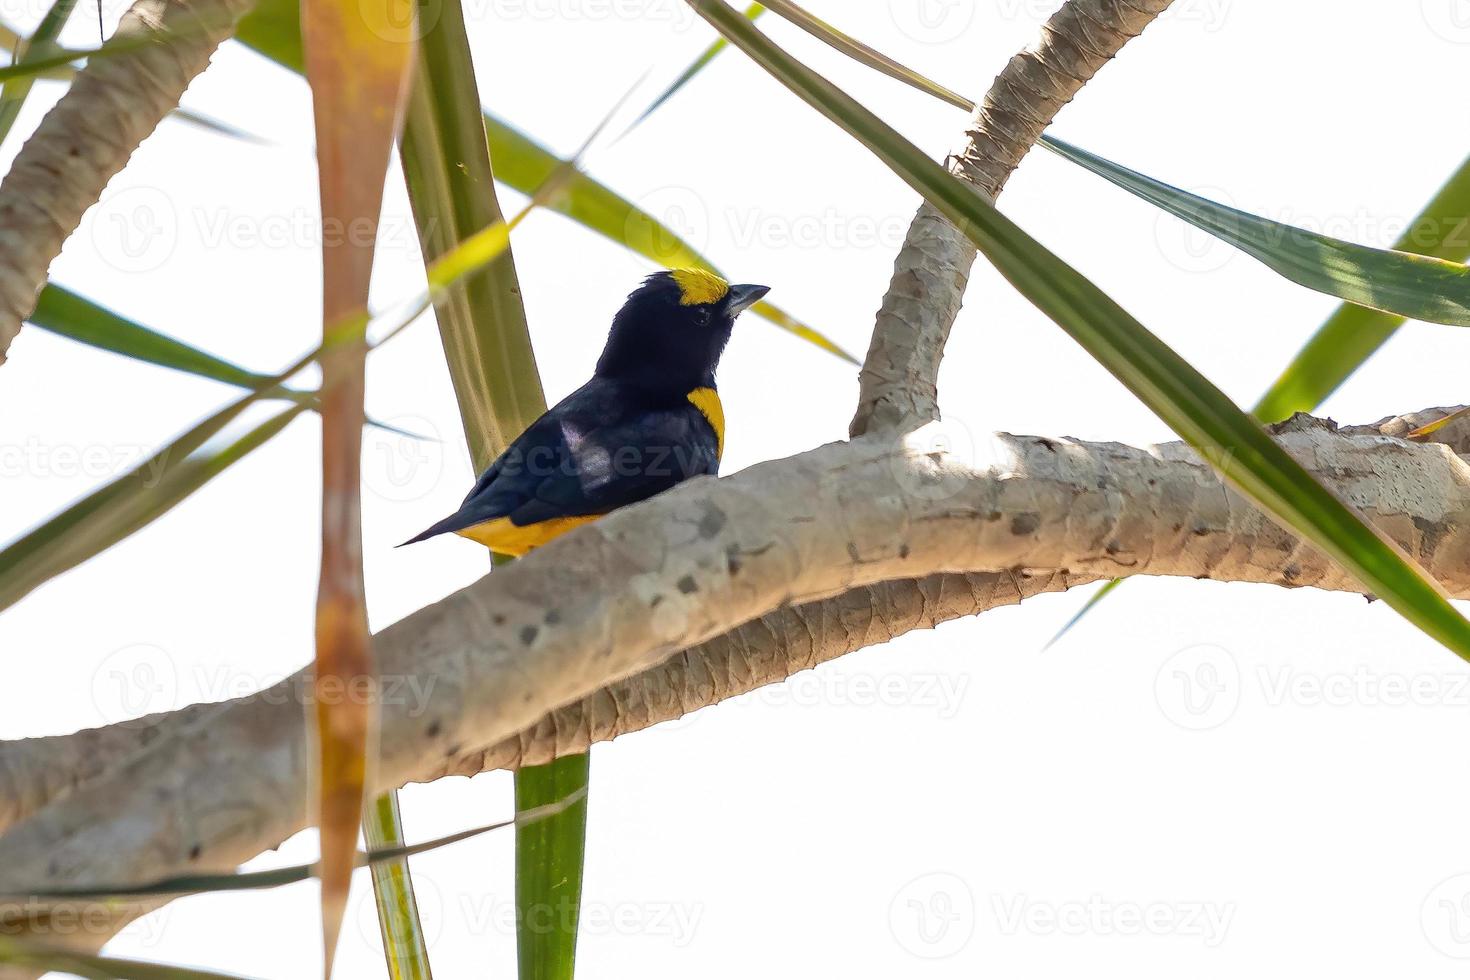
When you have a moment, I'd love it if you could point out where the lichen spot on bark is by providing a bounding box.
[1010,513,1040,536]
[698,504,727,540]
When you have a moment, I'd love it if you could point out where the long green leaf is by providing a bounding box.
[724,3,1470,638]
[759,0,970,110]
[374,5,628,978]
[514,755,589,980]
[0,306,351,612]
[32,284,282,390]
[0,939,253,980]
[0,38,115,81]
[171,106,271,143]
[1041,135,1470,328]
[359,0,541,971]
[683,1,1470,424]
[481,112,854,362]
[1062,153,1470,641]
[688,0,1470,662]
[0,399,306,613]
[0,17,267,142]
[0,21,71,79]
[0,0,80,147]
[0,203,529,615]
[1046,147,1470,641]
[231,0,856,364]
[1041,577,1120,650]
[363,792,435,980]
[619,1,765,138]
[1255,153,1470,421]
[0,13,230,84]
[33,282,428,438]
[395,4,595,977]
[744,2,1470,344]
[399,0,546,466]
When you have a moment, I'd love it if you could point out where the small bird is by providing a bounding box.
[402,270,769,556]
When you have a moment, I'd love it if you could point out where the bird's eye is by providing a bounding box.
[693,308,711,327]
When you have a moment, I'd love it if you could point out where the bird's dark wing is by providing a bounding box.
[401,379,719,544]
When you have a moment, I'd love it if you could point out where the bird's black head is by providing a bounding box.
[595,270,769,391]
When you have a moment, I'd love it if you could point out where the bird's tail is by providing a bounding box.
[397,510,480,548]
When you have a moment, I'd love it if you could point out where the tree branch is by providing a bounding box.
[434,570,1078,776]
[3,407,1469,918]
[10,402,1464,841]
[851,0,1175,436]
[0,0,253,364]
[0,568,1083,842]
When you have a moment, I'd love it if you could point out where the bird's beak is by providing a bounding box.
[725,283,770,317]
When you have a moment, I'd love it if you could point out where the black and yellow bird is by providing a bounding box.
[402,269,769,556]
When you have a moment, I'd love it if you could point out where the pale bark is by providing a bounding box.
[434,570,1076,776]
[851,0,1176,436]
[9,402,1466,815]
[3,407,1470,916]
[0,0,253,364]
[7,404,1463,839]
[0,569,1084,839]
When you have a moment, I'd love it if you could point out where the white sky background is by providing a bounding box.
[4,0,1470,975]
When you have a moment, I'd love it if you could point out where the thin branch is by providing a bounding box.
[851,0,1175,436]
[0,0,254,364]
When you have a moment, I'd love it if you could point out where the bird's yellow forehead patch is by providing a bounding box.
[670,268,729,306]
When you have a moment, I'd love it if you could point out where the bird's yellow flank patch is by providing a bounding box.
[671,268,729,306]
[455,514,600,557]
[687,386,724,459]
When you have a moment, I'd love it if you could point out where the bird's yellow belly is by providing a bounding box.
[455,514,601,557]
